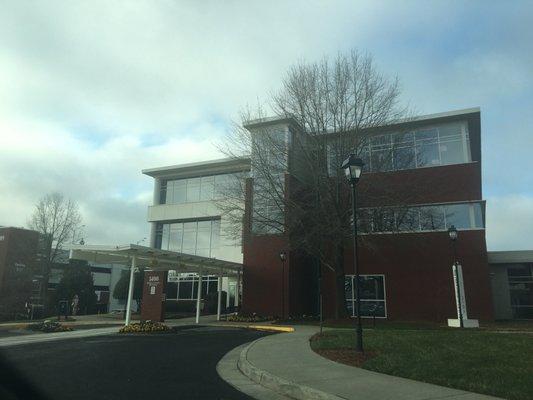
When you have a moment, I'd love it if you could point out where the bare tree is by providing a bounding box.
[220,50,415,318]
[28,192,83,305]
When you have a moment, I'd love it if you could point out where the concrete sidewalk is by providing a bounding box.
[237,325,502,400]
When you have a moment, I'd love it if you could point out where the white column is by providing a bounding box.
[195,272,203,324]
[235,272,241,308]
[217,276,222,321]
[125,255,137,326]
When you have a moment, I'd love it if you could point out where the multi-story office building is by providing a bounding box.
[141,108,507,322]
[243,107,492,321]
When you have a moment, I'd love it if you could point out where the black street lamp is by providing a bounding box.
[279,250,287,320]
[448,225,463,328]
[341,154,365,353]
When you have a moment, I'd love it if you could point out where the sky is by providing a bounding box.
[0,0,532,250]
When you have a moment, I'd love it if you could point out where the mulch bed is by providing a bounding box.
[309,333,377,367]
[313,348,376,367]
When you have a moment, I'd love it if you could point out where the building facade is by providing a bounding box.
[142,158,250,311]
[242,107,493,322]
[488,251,533,320]
[0,227,41,319]
[142,108,502,322]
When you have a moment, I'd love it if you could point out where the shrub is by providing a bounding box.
[165,300,196,313]
[119,320,171,334]
[226,313,273,323]
[28,320,73,333]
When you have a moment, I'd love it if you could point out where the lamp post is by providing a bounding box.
[341,154,365,353]
[448,225,463,328]
[279,250,287,320]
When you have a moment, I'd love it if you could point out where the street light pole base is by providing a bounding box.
[447,318,479,328]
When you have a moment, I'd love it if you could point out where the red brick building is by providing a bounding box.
[241,108,494,322]
[141,108,494,323]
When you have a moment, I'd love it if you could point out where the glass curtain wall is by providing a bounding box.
[251,127,288,234]
[155,219,220,257]
[160,173,241,205]
[328,121,470,174]
[357,202,484,234]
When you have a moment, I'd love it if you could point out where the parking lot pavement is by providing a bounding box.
[0,326,273,400]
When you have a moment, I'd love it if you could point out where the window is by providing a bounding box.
[327,121,470,174]
[160,173,241,205]
[444,204,471,229]
[166,273,219,301]
[155,219,220,257]
[357,202,484,234]
[345,275,386,318]
[507,264,533,319]
[415,128,440,167]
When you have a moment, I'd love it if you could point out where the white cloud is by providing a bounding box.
[0,1,532,249]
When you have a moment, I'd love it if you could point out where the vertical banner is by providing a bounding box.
[452,263,468,321]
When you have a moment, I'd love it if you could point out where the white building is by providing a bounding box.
[142,158,250,310]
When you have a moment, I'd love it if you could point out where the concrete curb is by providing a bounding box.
[237,336,346,400]
[208,322,295,333]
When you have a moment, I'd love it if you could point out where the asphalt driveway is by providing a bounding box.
[0,326,272,400]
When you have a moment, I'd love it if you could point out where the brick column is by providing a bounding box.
[140,271,167,322]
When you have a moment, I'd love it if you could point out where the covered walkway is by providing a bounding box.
[68,244,243,325]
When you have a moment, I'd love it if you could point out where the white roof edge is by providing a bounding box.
[142,157,250,177]
[407,107,480,123]
[488,250,533,264]
[67,244,243,272]
[243,107,480,132]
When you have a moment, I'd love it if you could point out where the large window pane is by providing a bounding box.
[168,223,183,252]
[182,222,198,254]
[166,282,178,299]
[345,275,386,318]
[420,206,445,231]
[473,203,483,228]
[359,301,386,317]
[393,132,415,170]
[178,280,193,299]
[173,180,187,203]
[200,176,214,201]
[372,209,395,232]
[359,276,385,300]
[416,129,440,167]
[395,208,420,232]
[440,138,465,165]
[186,178,201,202]
[445,204,470,229]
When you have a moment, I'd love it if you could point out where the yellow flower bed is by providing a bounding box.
[119,320,171,334]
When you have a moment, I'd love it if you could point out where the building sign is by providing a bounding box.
[452,263,468,320]
[147,275,160,295]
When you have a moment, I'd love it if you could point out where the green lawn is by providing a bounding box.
[311,329,533,400]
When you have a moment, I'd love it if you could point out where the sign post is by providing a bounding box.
[447,263,479,328]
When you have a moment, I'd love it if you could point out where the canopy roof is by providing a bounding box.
[68,244,242,277]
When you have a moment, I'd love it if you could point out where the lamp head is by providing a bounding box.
[340,154,365,184]
[448,225,458,241]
